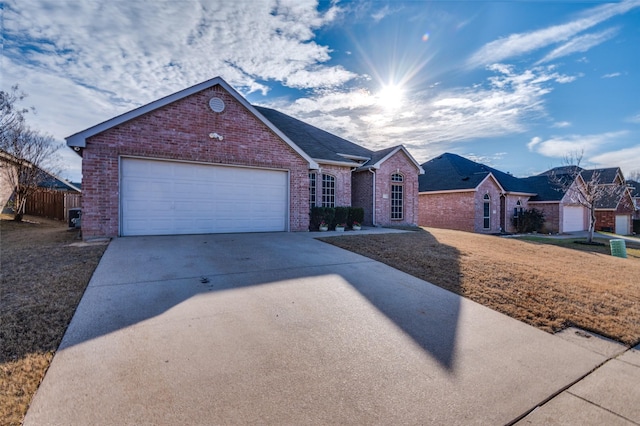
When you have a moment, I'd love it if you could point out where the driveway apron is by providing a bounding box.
[24,232,607,425]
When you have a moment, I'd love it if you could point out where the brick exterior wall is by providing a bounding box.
[418,176,503,233]
[314,164,353,208]
[472,178,502,233]
[374,151,419,226]
[352,170,374,225]
[419,191,475,232]
[504,195,530,233]
[529,203,560,233]
[81,85,310,238]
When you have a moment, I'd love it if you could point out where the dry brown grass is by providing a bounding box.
[0,216,107,426]
[321,227,640,347]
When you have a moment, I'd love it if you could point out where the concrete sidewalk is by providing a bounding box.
[24,231,637,424]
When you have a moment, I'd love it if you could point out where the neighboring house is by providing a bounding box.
[66,76,423,239]
[578,168,634,235]
[0,149,81,214]
[627,180,640,220]
[418,153,633,235]
[521,168,589,234]
[418,153,536,234]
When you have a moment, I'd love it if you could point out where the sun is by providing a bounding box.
[376,83,404,110]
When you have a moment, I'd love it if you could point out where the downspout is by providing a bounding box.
[369,168,376,226]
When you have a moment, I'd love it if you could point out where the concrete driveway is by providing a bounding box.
[25,231,610,425]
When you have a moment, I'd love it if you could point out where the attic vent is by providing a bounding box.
[209,97,225,113]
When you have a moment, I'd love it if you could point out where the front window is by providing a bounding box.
[322,174,335,207]
[309,173,316,209]
[483,194,491,229]
[391,173,403,220]
[513,200,523,218]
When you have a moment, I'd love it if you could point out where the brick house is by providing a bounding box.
[66,77,423,239]
[628,180,640,220]
[419,154,636,235]
[580,168,634,234]
[417,153,535,234]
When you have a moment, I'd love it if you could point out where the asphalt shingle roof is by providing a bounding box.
[418,153,534,193]
[254,106,372,164]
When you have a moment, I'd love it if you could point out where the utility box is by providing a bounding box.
[69,208,81,228]
[610,239,627,258]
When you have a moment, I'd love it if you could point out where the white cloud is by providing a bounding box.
[552,121,572,128]
[602,72,622,79]
[273,65,572,162]
[467,0,640,68]
[627,112,640,123]
[590,144,640,177]
[371,5,392,23]
[537,28,618,64]
[2,0,356,180]
[526,131,629,158]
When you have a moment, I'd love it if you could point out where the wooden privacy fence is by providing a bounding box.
[24,190,81,222]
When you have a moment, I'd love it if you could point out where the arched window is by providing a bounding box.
[322,174,335,207]
[514,200,523,219]
[483,194,491,229]
[391,173,403,220]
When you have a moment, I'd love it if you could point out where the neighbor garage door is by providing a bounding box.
[121,158,287,236]
[562,206,585,232]
[615,215,629,235]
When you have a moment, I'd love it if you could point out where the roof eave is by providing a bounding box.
[371,146,425,174]
[65,76,320,170]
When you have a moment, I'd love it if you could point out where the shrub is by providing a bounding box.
[513,208,545,233]
[310,207,335,231]
[334,207,349,228]
[348,207,364,227]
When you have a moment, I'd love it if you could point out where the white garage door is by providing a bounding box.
[121,158,287,236]
[562,206,585,232]
[615,215,629,235]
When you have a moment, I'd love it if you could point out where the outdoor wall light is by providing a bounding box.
[209,132,224,141]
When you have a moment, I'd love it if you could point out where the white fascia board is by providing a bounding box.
[419,189,476,195]
[315,159,360,168]
[527,200,560,204]
[65,76,319,170]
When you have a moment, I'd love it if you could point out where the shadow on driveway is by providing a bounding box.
[59,230,462,370]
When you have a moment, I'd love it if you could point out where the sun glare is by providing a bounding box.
[377,84,404,110]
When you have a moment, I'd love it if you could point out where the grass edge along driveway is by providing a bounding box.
[321,227,640,347]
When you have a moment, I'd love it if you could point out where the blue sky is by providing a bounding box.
[3,0,640,182]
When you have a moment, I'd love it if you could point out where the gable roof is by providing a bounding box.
[418,153,533,193]
[66,76,319,170]
[580,167,622,184]
[627,180,640,197]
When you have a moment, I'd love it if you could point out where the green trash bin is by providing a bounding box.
[610,239,627,258]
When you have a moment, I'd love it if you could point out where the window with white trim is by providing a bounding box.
[309,173,316,209]
[391,173,403,220]
[483,194,491,229]
[322,174,335,207]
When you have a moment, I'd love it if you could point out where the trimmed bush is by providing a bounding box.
[310,206,335,231]
[513,208,545,233]
[334,206,349,228]
[348,207,364,227]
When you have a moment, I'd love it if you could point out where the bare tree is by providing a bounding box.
[1,86,60,222]
[549,151,618,243]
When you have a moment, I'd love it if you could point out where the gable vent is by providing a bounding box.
[209,97,225,113]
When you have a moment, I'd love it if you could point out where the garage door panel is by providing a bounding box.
[121,158,287,236]
[563,206,585,232]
